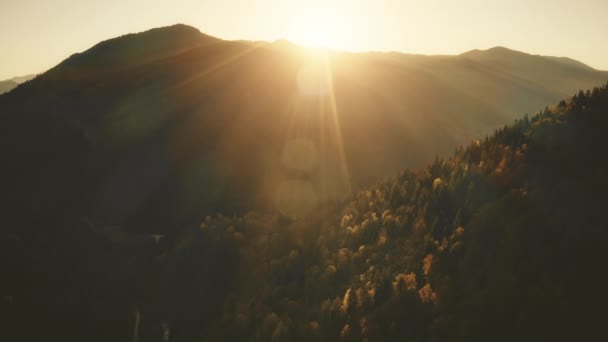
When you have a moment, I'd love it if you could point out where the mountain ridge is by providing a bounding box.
[461,45,599,72]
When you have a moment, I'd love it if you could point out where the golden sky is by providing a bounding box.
[1,0,607,79]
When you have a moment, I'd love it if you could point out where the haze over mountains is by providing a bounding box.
[0,74,37,94]
[1,24,606,232]
[0,80,18,94]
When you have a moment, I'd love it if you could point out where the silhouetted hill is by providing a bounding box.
[0,24,606,235]
[55,24,212,70]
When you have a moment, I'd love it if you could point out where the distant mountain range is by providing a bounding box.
[0,74,36,94]
[0,80,18,94]
[0,24,606,233]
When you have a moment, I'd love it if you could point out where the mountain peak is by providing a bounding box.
[138,23,205,38]
[460,46,596,71]
[54,24,214,71]
[487,46,516,52]
[461,46,527,57]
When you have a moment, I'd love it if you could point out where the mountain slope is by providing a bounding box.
[149,82,608,341]
[292,84,608,341]
[0,24,606,235]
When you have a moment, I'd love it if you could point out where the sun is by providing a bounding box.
[292,22,334,48]
[289,15,339,49]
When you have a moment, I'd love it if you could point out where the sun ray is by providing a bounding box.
[288,9,341,49]
[322,51,352,195]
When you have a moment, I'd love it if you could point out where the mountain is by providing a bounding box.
[1,24,606,236]
[0,74,37,94]
[5,75,608,341]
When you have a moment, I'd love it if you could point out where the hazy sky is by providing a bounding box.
[1,0,607,79]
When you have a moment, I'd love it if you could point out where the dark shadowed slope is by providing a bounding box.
[0,24,606,234]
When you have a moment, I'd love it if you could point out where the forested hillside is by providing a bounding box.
[4,79,607,341]
[184,83,608,341]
